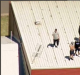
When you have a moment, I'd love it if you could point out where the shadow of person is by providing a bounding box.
[74,37,79,41]
[65,56,70,60]
[47,43,54,48]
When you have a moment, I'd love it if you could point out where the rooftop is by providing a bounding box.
[11,1,80,69]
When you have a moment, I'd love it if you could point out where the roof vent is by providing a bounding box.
[35,21,41,25]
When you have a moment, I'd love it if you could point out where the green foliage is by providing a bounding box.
[1,16,9,36]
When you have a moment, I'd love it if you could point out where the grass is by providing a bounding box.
[1,15,9,36]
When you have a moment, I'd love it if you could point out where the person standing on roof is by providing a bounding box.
[78,37,80,56]
[69,42,75,60]
[75,37,80,56]
[52,29,60,48]
[78,25,80,37]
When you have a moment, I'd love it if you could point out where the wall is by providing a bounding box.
[9,3,20,42]
[31,68,80,75]
[9,3,31,75]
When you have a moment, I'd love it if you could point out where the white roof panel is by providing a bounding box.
[11,1,80,69]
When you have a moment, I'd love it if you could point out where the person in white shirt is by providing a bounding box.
[52,29,60,47]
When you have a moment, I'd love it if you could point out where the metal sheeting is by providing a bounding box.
[11,1,80,69]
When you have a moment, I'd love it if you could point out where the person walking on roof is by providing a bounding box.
[52,29,60,48]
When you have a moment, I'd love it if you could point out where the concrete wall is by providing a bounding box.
[9,3,20,42]
[1,1,9,16]
[9,3,31,75]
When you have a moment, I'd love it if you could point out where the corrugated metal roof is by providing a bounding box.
[11,1,80,69]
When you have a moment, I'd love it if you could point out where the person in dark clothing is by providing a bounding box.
[78,25,80,36]
[75,37,80,56]
[75,41,79,56]
[78,37,80,56]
